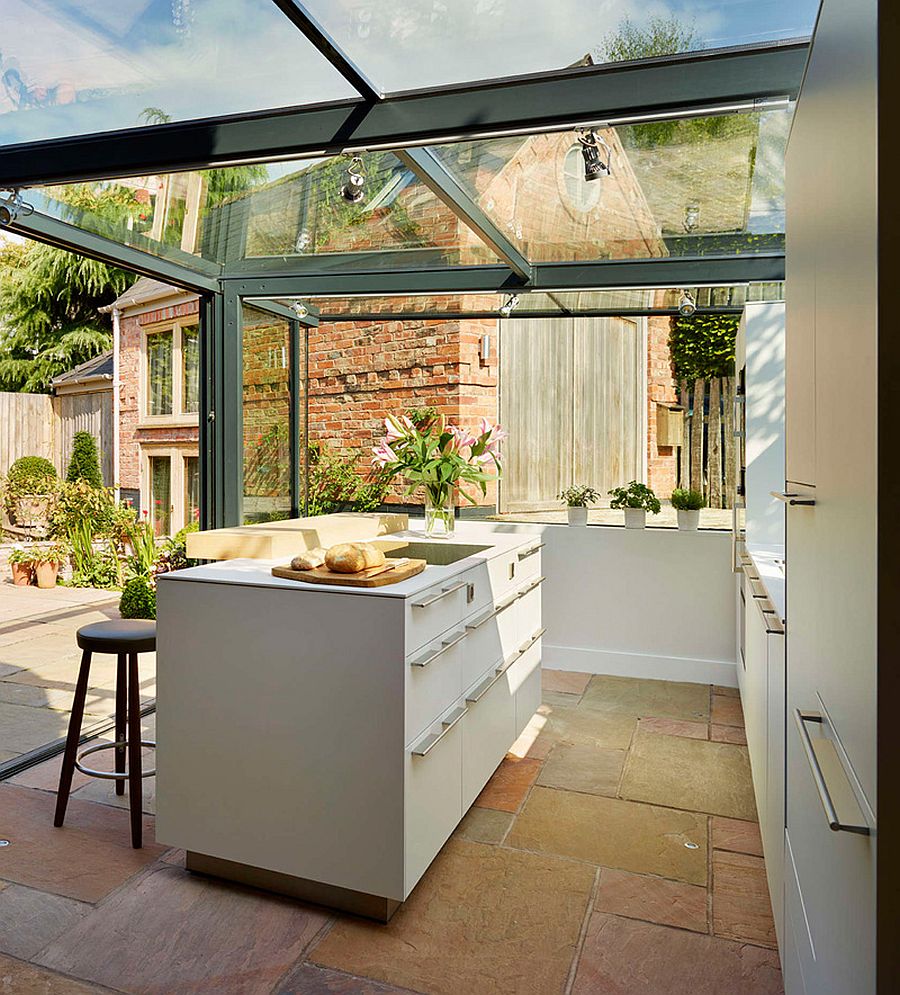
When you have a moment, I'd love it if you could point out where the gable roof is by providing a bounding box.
[101,276,184,312]
[51,350,114,388]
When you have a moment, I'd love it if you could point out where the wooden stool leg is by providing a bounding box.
[127,651,143,848]
[115,653,126,796]
[54,649,92,828]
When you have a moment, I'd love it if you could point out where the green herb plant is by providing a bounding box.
[670,488,707,511]
[608,481,662,514]
[558,485,601,508]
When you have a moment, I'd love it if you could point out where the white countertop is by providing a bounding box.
[746,543,786,623]
[158,525,540,600]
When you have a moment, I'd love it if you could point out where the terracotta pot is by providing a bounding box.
[34,560,60,589]
[10,562,33,586]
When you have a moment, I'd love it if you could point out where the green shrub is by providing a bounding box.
[7,456,57,494]
[119,576,156,619]
[608,481,662,514]
[66,432,103,487]
[307,442,389,516]
[670,487,707,511]
[558,484,600,508]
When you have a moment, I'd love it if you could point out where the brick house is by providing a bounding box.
[110,130,681,531]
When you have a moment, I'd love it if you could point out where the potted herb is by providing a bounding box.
[32,540,68,589]
[558,485,600,526]
[608,481,661,529]
[7,544,35,586]
[670,488,706,531]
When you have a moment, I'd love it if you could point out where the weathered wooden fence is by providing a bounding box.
[677,376,738,508]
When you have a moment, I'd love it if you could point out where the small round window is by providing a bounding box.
[562,144,602,214]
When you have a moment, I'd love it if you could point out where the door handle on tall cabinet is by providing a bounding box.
[771,491,816,506]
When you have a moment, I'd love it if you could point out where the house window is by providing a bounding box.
[149,455,172,537]
[182,324,200,414]
[147,329,173,416]
[142,318,200,421]
[184,456,200,526]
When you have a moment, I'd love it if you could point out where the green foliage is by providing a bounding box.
[597,15,698,62]
[66,432,103,487]
[307,442,389,516]
[124,519,159,578]
[155,522,199,574]
[608,481,662,514]
[7,456,57,492]
[50,481,117,588]
[671,487,707,511]
[558,484,600,508]
[119,576,157,620]
[668,314,740,382]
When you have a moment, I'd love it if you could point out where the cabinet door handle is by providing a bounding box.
[517,543,545,561]
[409,629,467,668]
[466,668,505,704]
[412,581,467,608]
[518,627,546,654]
[771,490,816,507]
[411,705,467,756]
[794,710,870,835]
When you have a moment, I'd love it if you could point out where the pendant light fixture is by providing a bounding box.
[577,130,612,182]
[341,156,367,203]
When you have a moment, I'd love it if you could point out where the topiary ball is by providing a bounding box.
[7,456,57,493]
[119,576,157,620]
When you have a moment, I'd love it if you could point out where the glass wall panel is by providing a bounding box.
[299,1,818,92]
[184,455,200,528]
[149,455,171,537]
[0,0,355,146]
[147,329,173,416]
[182,324,200,414]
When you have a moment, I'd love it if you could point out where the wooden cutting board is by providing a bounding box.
[271,557,427,588]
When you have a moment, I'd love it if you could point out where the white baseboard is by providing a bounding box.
[543,644,738,688]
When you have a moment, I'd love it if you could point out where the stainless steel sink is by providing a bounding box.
[388,541,491,565]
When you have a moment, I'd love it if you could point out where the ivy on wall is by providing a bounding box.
[668,313,740,382]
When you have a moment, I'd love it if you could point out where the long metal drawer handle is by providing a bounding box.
[518,627,547,654]
[794,710,870,835]
[410,628,467,668]
[771,490,816,507]
[412,581,467,608]
[517,543,545,561]
[522,575,545,595]
[466,667,505,704]
[411,705,467,756]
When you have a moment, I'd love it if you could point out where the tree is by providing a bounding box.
[66,431,103,488]
[668,314,740,382]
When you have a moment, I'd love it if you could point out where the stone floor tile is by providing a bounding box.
[594,868,708,933]
[0,664,22,679]
[711,694,745,728]
[312,839,594,995]
[542,690,583,708]
[542,669,592,695]
[711,817,764,857]
[453,806,513,844]
[0,884,90,960]
[0,784,163,902]
[72,747,156,815]
[619,732,757,821]
[0,702,82,754]
[713,685,740,698]
[506,786,708,885]
[712,850,777,948]
[0,751,19,765]
[0,682,112,712]
[37,863,330,995]
[638,716,708,740]
[541,702,638,752]
[571,914,784,995]
[580,675,710,722]
[507,707,556,760]
[711,724,748,745]
[0,954,111,994]
[278,963,421,994]
[474,756,541,812]
[536,743,625,797]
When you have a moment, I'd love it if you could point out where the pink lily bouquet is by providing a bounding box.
[373,413,507,536]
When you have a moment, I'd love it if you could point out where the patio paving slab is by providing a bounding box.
[37,863,331,995]
[506,786,708,885]
[530,702,638,753]
[711,723,748,745]
[473,756,541,812]
[638,716,708,740]
[580,675,710,722]
[311,839,594,995]
[541,669,592,695]
[619,731,757,821]
[571,914,784,995]
[710,694,745,728]
[0,953,112,994]
[0,884,90,960]
[0,702,100,755]
[594,868,708,934]
[711,816,764,857]
[453,807,513,845]
[712,850,778,948]
[278,964,421,994]
[536,742,625,796]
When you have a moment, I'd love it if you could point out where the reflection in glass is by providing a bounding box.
[182,324,200,414]
[184,456,200,527]
[149,455,171,537]
[147,330,173,416]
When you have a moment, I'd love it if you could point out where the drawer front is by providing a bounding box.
[405,565,490,657]
[513,540,543,583]
[404,699,465,896]
[506,634,543,737]
[406,634,464,746]
[462,668,516,809]
[486,542,542,601]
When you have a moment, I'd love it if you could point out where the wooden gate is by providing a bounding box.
[499,316,645,513]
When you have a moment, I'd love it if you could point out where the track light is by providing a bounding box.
[499,294,520,318]
[577,130,612,182]
[678,291,697,317]
[683,204,700,233]
[292,302,310,320]
[0,189,33,226]
[341,156,366,203]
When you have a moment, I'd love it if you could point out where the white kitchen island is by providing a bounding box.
[155,528,543,920]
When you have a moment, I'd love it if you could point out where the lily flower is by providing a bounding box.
[372,439,399,467]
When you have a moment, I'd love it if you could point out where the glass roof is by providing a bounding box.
[299,1,819,93]
[0,0,355,146]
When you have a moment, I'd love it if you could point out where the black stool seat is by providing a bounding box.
[76,619,156,654]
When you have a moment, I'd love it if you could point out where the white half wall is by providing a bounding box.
[477,521,738,686]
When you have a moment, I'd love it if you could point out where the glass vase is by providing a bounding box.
[424,488,455,538]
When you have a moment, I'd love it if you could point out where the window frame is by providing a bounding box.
[140,315,202,427]
[140,444,200,538]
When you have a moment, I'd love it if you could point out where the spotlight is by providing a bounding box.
[577,130,612,182]
[292,302,310,320]
[341,157,366,203]
[294,228,311,252]
[0,190,33,226]
[499,294,520,318]
[683,204,700,233]
[677,291,697,317]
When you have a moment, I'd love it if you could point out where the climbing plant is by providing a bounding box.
[668,314,740,383]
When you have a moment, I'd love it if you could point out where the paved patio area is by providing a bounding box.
[0,674,780,994]
[0,573,156,771]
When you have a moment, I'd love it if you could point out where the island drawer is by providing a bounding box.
[508,634,543,737]
[405,566,490,657]
[406,633,465,747]
[462,663,517,809]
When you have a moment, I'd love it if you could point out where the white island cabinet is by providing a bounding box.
[155,530,543,920]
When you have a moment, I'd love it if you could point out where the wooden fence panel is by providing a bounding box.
[52,392,114,485]
[0,392,56,477]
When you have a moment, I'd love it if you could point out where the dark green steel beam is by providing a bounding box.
[395,148,532,280]
[245,298,320,326]
[0,42,807,187]
[317,307,744,322]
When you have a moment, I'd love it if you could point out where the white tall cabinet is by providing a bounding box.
[782,0,878,991]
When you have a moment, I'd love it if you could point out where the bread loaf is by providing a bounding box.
[291,548,326,571]
[325,542,386,574]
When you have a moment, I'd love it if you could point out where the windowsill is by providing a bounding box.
[137,417,200,431]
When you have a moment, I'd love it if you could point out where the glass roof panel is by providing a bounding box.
[297,1,818,92]
[430,107,790,263]
[0,0,355,146]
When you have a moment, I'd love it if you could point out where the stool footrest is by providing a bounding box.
[74,740,157,780]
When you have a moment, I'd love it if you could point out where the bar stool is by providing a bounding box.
[54,619,157,848]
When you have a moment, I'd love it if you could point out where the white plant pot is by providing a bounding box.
[623,508,646,530]
[567,506,589,527]
[677,509,700,531]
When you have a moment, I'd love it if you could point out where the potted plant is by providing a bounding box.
[372,412,505,537]
[608,481,661,529]
[32,540,68,589]
[7,544,35,586]
[558,485,600,526]
[670,487,706,531]
[3,456,58,529]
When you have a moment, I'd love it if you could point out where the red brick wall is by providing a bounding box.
[646,314,679,498]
